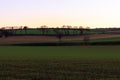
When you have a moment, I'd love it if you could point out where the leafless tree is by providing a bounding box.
[83,35,90,45]
[79,26,84,35]
[54,28,63,42]
[66,25,72,29]
[23,26,28,34]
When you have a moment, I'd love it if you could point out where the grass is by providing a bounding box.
[14,28,103,35]
[90,37,120,42]
[0,46,120,80]
[0,46,120,60]
[61,37,120,46]
[66,37,120,42]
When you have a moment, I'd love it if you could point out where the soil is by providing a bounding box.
[0,34,120,45]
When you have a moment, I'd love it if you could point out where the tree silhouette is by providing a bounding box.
[83,35,90,45]
[66,25,72,29]
[0,30,12,38]
[79,26,84,35]
[0,30,3,37]
[54,28,63,42]
[23,26,28,34]
[62,25,66,28]
[41,25,48,35]
[64,29,69,35]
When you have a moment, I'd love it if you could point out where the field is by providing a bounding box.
[0,29,120,79]
[0,46,120,80]
[0,34,120,45]
[1,46,120,60]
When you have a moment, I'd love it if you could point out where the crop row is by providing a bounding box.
[0,59,120,80]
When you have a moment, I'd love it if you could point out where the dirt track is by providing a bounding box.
[0,34,120,45]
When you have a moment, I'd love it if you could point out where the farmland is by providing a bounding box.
[0,34,120,45]
[0,27,107,37]
[0,28,120,80]
[0,46,120,60]
[0,27,120,46]
[0,46,120,80]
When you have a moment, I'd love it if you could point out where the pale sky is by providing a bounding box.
[0,0,120,28]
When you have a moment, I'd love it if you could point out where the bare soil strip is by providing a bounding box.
[0,34,120,45]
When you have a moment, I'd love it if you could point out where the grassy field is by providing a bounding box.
[0,46,120,80]
[14,28,102,35]
[15,29,81,35]
[90,37,120,42]
[0,46,120,60]
[61,36,120,45]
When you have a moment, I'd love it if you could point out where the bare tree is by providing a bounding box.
[62,25,66,28]
[66,25,72,29]
[41,25,48,35]
[73,26,78,29]
[83,35,90,45]
[79,26,84,35]
[23,26,28,34]
[54,28,63,42]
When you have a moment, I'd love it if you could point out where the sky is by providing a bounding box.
[0,0,120,28]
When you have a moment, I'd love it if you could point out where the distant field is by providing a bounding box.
[0,34,120,45]
[15,29,81,35]
[0,46,120,80]
[67,36,120,43]
[90,37,120,42]
[14,28,102,35]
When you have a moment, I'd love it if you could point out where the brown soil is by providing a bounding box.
[0,34,120,45]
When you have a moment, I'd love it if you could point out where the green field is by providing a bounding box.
[0,46,120,60]
[14,29,81,35]
[90,37,120,42]
[0,46,120,80]
[13,28,103,35]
